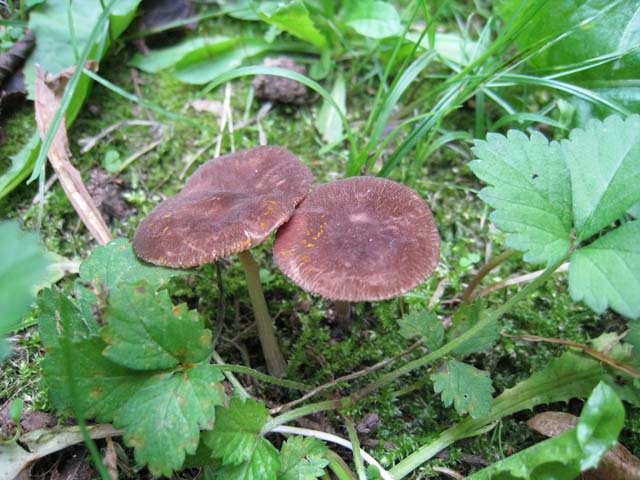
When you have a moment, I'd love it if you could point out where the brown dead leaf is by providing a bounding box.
[34,65,112,245]
[187,99,225,117]
[528,411,640,480]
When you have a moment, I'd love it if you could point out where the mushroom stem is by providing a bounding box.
[237,250,287,377]
[334,300,352,326]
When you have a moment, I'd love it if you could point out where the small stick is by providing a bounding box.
[461,249,517,303]
[475,262,569,299]
[78,119,163,153]
[504,332,640,378]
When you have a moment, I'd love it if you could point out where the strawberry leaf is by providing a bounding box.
[471,130,572,265]
[42,336,149,421]
[562,115,640,242]
[205,397,280,480]
[279,436,329,480]
[114,364,225,476]
[433,359,494,418]
[569,221,640,319]
[101,282,212,370]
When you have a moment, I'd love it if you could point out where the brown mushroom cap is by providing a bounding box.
[133,146,315,267]
[273,176,440,301]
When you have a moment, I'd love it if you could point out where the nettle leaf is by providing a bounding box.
[42,336,149,421]
[115,364,225,477]
[569,221,640,319]
[470,130,572,265]
[279,436,329,480]
[398,309,444,351]
[433,359,494,418]
[101,282,212,370]
[205,397,280,480]
[562,115,640,242]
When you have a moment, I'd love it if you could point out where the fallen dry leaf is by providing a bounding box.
[528,411,640,480]
[34,65,112,245]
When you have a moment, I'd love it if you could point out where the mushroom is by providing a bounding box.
[273,176,440,321]
[133,146,315,377]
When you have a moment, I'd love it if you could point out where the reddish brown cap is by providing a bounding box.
[133,146,315,267]
[273,177,440,301]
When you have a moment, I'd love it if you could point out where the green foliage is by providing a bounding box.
[101,284,212,370]
[0,0,141,201]
[279,436,329,480]
[39,239,226,476]
[257,1,328,50]
[467,382,624,479]
[315,74,346,144]
[205,398,281,480]
[341,0,403,39]
[448,302,500,356]
[496,0,640,110]
[0,221,50,337]
[130,36,269,85]
[397,309,444,351]
[433,359,494,419]
[471,115,640,318]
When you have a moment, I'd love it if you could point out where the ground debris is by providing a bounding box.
[253,57,308,105]
[86,168,134,222]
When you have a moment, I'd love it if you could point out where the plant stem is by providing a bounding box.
[211,350,250,400]
[461,249,517,303]
[335,300,352,325]
[263,399,346,433]
[237,250,287,377]
[342,415,367,480]
[216,364,312,391]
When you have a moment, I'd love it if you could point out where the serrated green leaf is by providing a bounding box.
[562,115,640,241]
[115,364,225,476]
[448,301,500,356]
[38,288,99,349]
[397,310,444,351]
[205,397,270,465]
[257,1,327,49]
[341,0,403,39]
[279,436,329,480]
[0,221,50,336]
[576,382,625,470]
[216,440,280,480]
[42,336,149,421]
[470,130,572,265]
[433,359,494,418]
[315,74,346,144]
[101,282,212,370]
[79,238,181,292]
[569,221,640,319]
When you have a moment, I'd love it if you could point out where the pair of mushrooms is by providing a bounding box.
[133,146,440,377]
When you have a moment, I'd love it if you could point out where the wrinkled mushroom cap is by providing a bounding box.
[273,177,440,301]
[134,146,314,267]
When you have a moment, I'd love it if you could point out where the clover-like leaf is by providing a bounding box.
[114,364,225,476]
[398,309,444,351]
[433,359,494,418]
[215,441,280,480]
[562,115,640,241]
[279,436,329,480]
[569,221,640,319]
[471,129,572,265]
